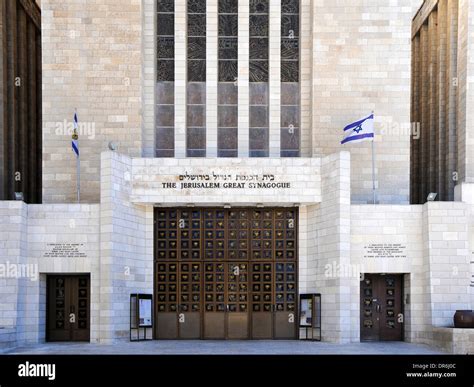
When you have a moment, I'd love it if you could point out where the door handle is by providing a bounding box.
[70,305,75,313]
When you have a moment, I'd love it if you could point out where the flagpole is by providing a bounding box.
[77,149,80,203]
[74,108,80,203]
[371,111,376,205]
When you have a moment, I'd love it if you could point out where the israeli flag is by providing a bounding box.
[341,113,374,145]
[72,112,79,157]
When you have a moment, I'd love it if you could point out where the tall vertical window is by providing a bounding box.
[156,0,175,157]
[187,0,207,157]
[280,0,300,157]
[249,0,269,157]
[218,0,238,157]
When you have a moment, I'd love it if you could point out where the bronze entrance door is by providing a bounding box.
[154,208,298,340]
[360,274,403,341]
[46,275,90,342]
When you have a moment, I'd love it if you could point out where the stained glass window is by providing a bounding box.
[156,0,175,157]
[188,0,207,82]
[249,0,269,157]
[187,0,207,157]
[218,0,238,157]
[281,0,300,157]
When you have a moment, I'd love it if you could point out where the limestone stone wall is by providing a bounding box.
[0,202,27,348]
[0,201,100,345]
[351,205,428,343]
[312,151,352,343]
[311,0,414,205]
[454,182,474,308]
[351,201,472,344]
[423,202,471,327]
[432,327,474,354]
[41,0,143,203]
[99,151,153,343]
[41,1,423,205]
[27,204,100,342]
[1,161,473,347]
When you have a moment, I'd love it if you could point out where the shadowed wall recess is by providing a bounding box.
[0,0,42,203]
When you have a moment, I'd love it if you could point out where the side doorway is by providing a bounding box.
[360,274,403,341]
[46,274,90,342]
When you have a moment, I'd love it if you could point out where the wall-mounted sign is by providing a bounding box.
[130,294,153,341]
[43,243,87,258]
[299,294,321,341]
[139,298,152,327]
[300,297,312,327]
[160,172,291,190]
[130,158,321,204]
[363,243,407,259]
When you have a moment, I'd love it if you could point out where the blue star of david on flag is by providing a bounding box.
[341,113,374,145]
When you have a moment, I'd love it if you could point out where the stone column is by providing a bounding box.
[446,0,458,201]
[268,0,281,157]
[206,0,218,157]
[422,202,471,327]
[312,151,352,343]
[237,0,249,157]
[457,0,474,184]
[428,11,439,197]
[300,0,312,157]
[142,0,156,158]
[100,151,154,342]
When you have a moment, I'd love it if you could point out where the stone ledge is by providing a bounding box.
[432,327,474,354]
[0,327,17,351]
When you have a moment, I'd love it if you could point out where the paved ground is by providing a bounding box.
[4,340,444,355]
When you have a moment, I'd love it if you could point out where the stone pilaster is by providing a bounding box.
[268,0,281,157]
[174,0,187,158]
[312,151,352,343]
[237,0,249,157]
[206,0,218,157]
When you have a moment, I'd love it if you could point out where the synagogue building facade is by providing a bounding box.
[0,0,474,352]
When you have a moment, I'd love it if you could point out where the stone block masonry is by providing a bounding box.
[0,152,473,349]
[311,0,413,205]
[41,0,143,203]
[41,1,423,205]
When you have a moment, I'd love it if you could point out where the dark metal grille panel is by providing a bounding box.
[227,262,249,312]
[251,262,273,312]
[275,262,297,312]
[156,262,178,312]
[180,262,201,312]
[204,262,226,312]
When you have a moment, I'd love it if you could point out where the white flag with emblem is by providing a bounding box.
[341,113,374,145]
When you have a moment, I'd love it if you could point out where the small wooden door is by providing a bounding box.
[360,274,403,341]
[47,275,90,342]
